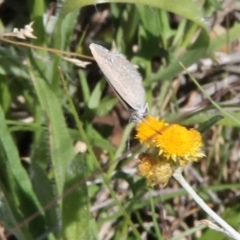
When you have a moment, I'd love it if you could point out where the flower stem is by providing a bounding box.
[173,168,240,240]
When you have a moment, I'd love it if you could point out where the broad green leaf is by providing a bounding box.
[0,188,32,240]
[62,153,92,240]
[137,6,174,48]
[0,106,46,238]
[60,0,207,28]
[29,70,75,195]
[30,162,58,240]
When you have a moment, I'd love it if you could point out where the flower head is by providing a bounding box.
[137,151,178,187]
[136,116,205,187]
[136,116,205,166]
[155,124,205,165]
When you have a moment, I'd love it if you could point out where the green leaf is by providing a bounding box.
[31,0,45,45]
[95,97,118,117]
[113,4,140,50]
[207,22,240,54]
[0,106,46,239]
[60,0,207,28]
[0,188,32,240]
[86,124,115,154]
[59,1,209,85]
[79,69,91,104]
[29,71,75,195]
[197,115,224,133]
[166,111,240,127]
[0,75,11,113]
[61,153,92,240]
[88,80,106,109]
[148,28,209,83]
[0,48,30,78]
[30,162,59,240]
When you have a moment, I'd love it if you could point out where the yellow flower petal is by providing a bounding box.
[155,125,205,165]
[136,116,168,147]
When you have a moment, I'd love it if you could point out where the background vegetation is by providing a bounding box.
[0,0,239,239]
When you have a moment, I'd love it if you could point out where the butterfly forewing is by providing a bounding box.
[90,43,146,115]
